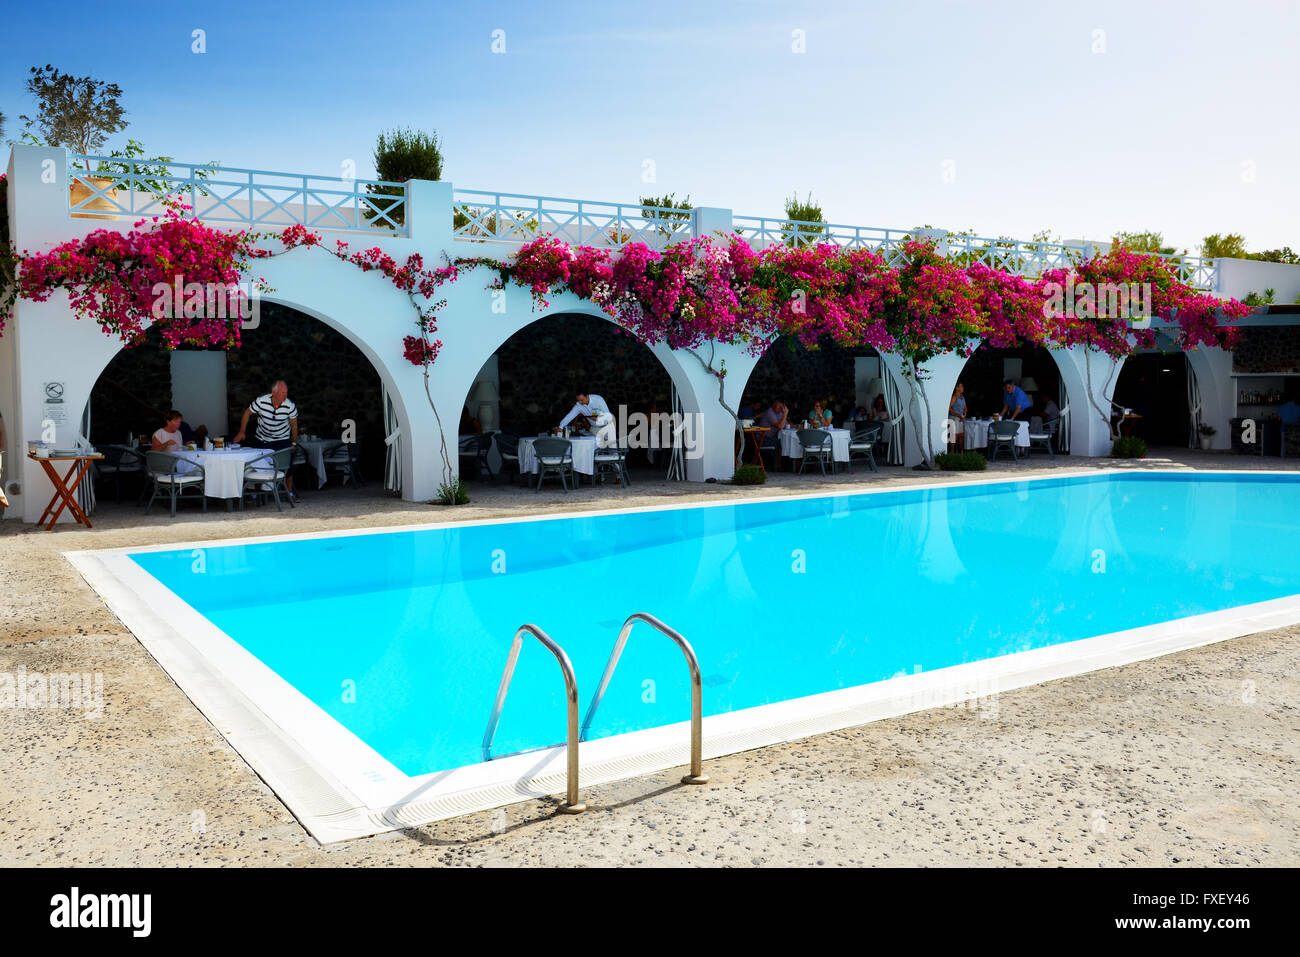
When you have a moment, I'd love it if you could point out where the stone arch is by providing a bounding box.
[428,277,755,480]
[75,293,422,495]
[729,337,913,463]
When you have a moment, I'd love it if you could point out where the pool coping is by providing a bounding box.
[64,467,1300,843]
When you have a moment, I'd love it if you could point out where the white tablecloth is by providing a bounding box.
[186,447,271,498]
[778,427,851,463]
[519,436,597,475]
[298,439,338,486]
[964,419,1029,450]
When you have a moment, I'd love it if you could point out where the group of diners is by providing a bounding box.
[736,394,893,468]
[946,379,1060,454]
[92,380,368,514]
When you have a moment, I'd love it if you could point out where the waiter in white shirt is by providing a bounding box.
[558,392,616,446]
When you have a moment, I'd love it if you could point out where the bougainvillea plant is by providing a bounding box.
[9,199,270,347]
[2,196,1250,469]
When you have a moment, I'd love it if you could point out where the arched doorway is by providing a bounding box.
[1113,338,1191,448]
[456,311,678,477]
[85,302,391,497]
[740,336,906,465]
[956,343,1063,422]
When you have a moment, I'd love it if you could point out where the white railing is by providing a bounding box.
[452,189,691,249]
[57,149,1217,288]
[67,154,409,235]
[733,216,1215,289]
[731,215,916,266]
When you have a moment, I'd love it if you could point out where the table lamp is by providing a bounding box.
[469,379,500,432]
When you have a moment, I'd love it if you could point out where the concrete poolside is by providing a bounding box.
[1,449,1297,866]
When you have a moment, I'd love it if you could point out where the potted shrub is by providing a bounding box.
[1110,436,1149,459]
[1198,423,1216,450]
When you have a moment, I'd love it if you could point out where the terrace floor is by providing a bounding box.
[2,448,1298,866]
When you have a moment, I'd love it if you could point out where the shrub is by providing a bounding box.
[367,127,444,227]
[730,465,767,485]
[435,479,469,505]
[934,451,987,471]
[1110,436,1148,458]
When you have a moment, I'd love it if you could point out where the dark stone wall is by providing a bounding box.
[90,340,173,443]
[494,313,672,436]
[743,338,876,421]
[88,304,385,477]
[1232,326,1300,374]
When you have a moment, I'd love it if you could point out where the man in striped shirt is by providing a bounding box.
[234,380,300,498]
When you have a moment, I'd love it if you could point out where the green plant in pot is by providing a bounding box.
[1197,423,1216,451]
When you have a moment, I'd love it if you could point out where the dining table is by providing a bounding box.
[777,426,852,468]
[184,447,272,502]
[518,435,599,477]
[963,418,1029,450]
[297,437,339,487]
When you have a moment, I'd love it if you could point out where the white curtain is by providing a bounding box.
[1186,360,1202,449]
[77,400,97,516]
[666,384,685,480]
[382,384,402,493]
[884,369,905,465]
[1058,376,1071,453]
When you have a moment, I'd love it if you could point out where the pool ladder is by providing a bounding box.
[480,612,708,815]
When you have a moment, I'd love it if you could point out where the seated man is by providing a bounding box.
[1279,394,1300,427]
[559,391,615,446]
[756,400,789,450]
[1000,380,1032,421]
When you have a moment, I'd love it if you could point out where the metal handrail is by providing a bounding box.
[481,624,585,813]
[581,612,709,785]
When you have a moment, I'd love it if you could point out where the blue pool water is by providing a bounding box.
[129,473,1300,777]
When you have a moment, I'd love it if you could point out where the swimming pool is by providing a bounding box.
[68,470,1300,840]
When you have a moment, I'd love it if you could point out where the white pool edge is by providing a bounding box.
[64,468,1300,843]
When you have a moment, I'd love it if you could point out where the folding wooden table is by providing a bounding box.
[29,451,103,530]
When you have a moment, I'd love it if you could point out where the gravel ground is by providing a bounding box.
[1,449,1297,866]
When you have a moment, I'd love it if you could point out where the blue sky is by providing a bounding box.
[3,0,1296,253]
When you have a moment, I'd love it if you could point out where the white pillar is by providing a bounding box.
[691,207,733,241]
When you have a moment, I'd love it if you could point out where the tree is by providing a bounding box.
[1201,232,1248,259]
[781,192,826,247]
[19,65,127,169]
[1112,230,1175,255]
[0,110,6,142]
[365,128,443,228]
[639,192,692,241]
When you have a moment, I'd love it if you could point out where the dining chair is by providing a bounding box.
[594,444,631,488]
[532,438,574,492]
[323,441,365,488]
[241,448,294,511]
[494,432,521,484]
[989,420,1022,462]
[1027,418,1059,462]
[97,444,147,503]
[289,442,314,490]
[796,429,833,475]
[144,451,207,517]
[461,432,493,481]
[848,423,882,474]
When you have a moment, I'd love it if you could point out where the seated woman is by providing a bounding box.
[872,394,890,421]
[805,399,833,430]
[151,411,186,452]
